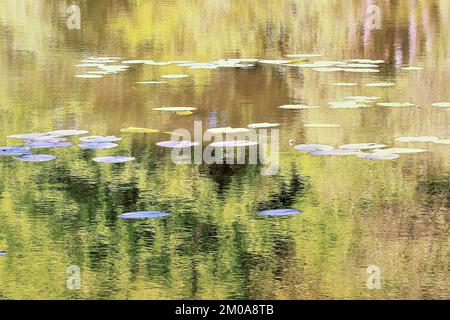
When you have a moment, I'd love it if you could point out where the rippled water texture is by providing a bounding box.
[0,0,449,299]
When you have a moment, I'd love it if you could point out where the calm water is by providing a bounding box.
[0,0,449,299]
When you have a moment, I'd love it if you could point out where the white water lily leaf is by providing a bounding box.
[365,82,395,87]
[27,140,73,149]
[294,144,335,151]
[7,133,51,139]
[313,67,343,72]
[333,82,357,87]
[329,101,370,109]
[310,149,359,156]
[259,209,303,216]
[156,141,199,148]
[79,136,122,143]
[373,148,427,154]
[206,127,250,134]
[377,102,417,108]
[210,140,258,148]
[47,130,89,137]
[153,107,197,112]
[341,68,380,73]
[402,66,424,71]
[0,146,31,156]
[93,156,135,163]
[248,123,280,129]
[279,104,321,109]
[122,60,149,64]
[78,142,118,150]
[75,74,103,79]
[345,96,380,101]
[357,153,400,160]
[434,139,450,145]
[431,102,450,108]
[161,74,189,79]
[258,60,291,65]
[119,211,170,219]
[15,154,56,162]
[340,143,387,150]
[395,136,439,143]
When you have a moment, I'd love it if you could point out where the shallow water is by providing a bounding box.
[0,1,449,299]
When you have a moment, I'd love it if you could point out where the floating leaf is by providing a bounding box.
[402,66,423,71]
[329,101,370,109]
[340,143,387,150]
[395,136,439,143]
[75,74,103,79]
[373,148,427,154]
[377,102,417,108]
[206,127,250,134]
[120,127,160,133]
[431,102,450,108]
[75,63,105,68]
[310,149,359,156]
[119,211,170,219]
[259,209,303,216]
[7,133,51,139]
[278,104,321,109]
[79,136,122,143]
[434,139,450,145]
[122,60,149,64]
[47,130,89,137]
[341,68,380,73]
[295,144,335,151]
[333,82,357,87]
[0,146,31,156]
[144,61,172,66]
[304,124,341,128]
[160,74,189,79]
[15,154,56,162]
[258,60,291,65]
[347,59,385,64]
[357,153,400,160]
[343,63,379,68]
[156,141,199,148]
[135,81,167,84]
[0,252,6,257]
[345,96,380,101]
[78,142,118,150]
[365,82,395,87]
[210,140,258,147]
[93,156,135,163]
[27,140,73,149]
[248,123,280,129]
[313,67,342,72]
[153,107,197,112]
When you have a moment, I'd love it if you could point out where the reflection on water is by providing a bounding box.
[0,0,449,299]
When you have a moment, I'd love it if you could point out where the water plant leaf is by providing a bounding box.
[248,123,280,129]
[295,144,335,151]
[0,146,31,156]
[357,153,400,160]
[156,141,199,148]
[79,136,122,143]
[119,211,170,219]
[259,209,303,216]
[120,127,160,133]
[340,143,387,150]
[395,136,439,143]
[78,142,118,150]
[160,74,189,79]
[15,154,56,162]
[210,140,258,147]
[431,102,450,108]
[93,156,135,163]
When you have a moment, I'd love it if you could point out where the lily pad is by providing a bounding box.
[15,154,56,162]
[0,146,31,156]
[258,60,291,65]
[340,143,387,150]
[295,144,335,151]
[0,252,6,256]
[93,156,135,163]
[176,111,194,116]
[402,66,423,71]
[119,211,170,219]
[79,136,122,143]
[279,104,321,110]
[47,130,89,137]
[259,209,303,216]
[135,81,167,84]
[210,140,258,148]
[395,136,439,143]
[329,101,370,109]
[156,141,199,148]
[365,82,395,87]
[122,60,148,64]
[120,127,160,134]
[75,74,103,79]
[206,127,250,134]
[431,102,450,108]
[7,133,51,139]
[27,140,73,149]
[345,96,380,101]
[373,148,427,154]
[333,82,357,87]
[313,67,343,72]
[341,68,380,73]
[304,124,341,128]
[78,142,118,150]
[434,139,450,145]
[248,123,280,129]
[160,74,189,79]
[153,107,197,112]
[357,153,400,160]
[310,149,359,156]
[144,61,172,66]
[377,102,417,108]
